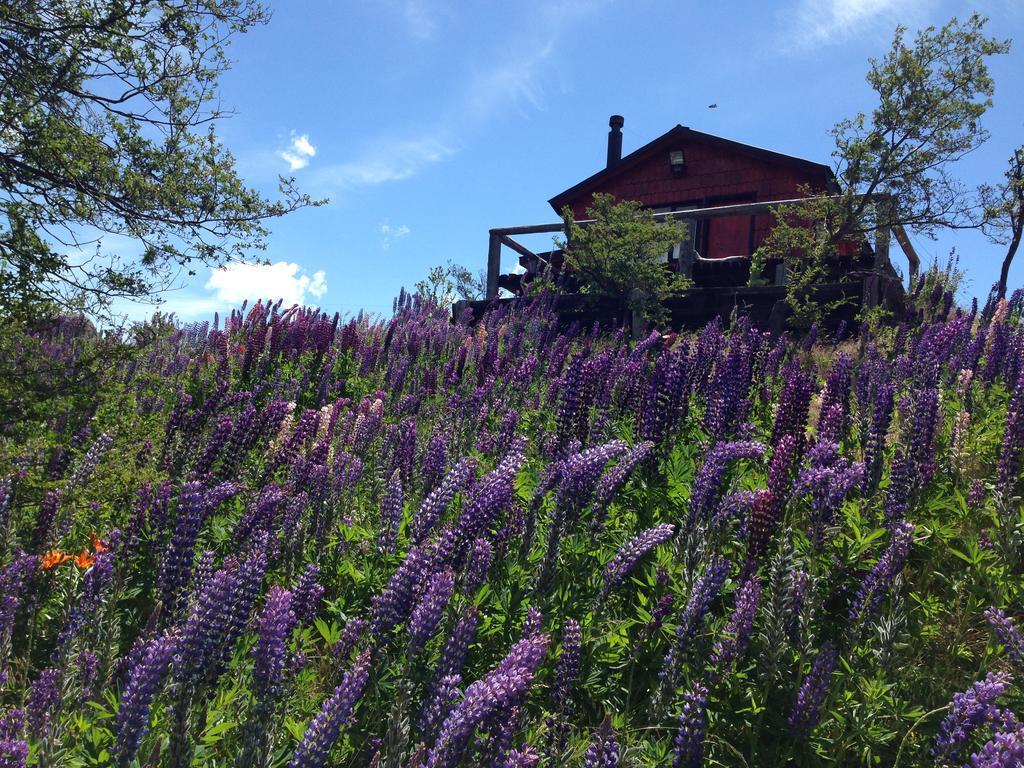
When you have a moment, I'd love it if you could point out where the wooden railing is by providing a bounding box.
[484,194,920,299]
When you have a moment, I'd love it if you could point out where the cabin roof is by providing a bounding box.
[548,124,836,214]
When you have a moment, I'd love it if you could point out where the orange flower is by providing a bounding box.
[41,549,72,570]
[74,550,95,570]
[88,532,108,553]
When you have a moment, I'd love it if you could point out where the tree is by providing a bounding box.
[979,146,1024,301]
[415,260,487,308]
[753,13,1010,320]
[558,193,690,324]
[0,0,322,320]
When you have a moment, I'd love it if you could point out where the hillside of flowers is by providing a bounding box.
[1,286,1024,767]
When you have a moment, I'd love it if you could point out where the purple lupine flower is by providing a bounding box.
[849,521,914,624]
[997,369,1024,496]
[521,607,544,640]
[745,489,778,564]
[64,432,113,491]
[175,543,267,690]
[863,378,895,490]
[433,605,480,683]
[672,682,709,768]
[451,449,525,561]
[550,618,582,719]
[599,524,675,601]
[292,564,324,625]
[157,480,240,619]
[418,674,463,743]
[114,632,180,766]
[932,672,1013,764]
[883,451,915,527]
[793,457,865,546]
[27,667,61,737]
[331,617,368,667]
[370,543,438,641]
[0,709,27,768]
[788,641,837,737]
[590,441,655,533]
[688,441,765,531]
[502,746,540,768]
[985,608,1024,675]
[464,538,492,594]
[552,441,630,515]
[408,567,456,659]
[0,555,36,673]
[771,361,815,457]
[31,489,62,551]
[709,575,761,677]
[421,430,450,495]
[413,458,478,543]
[908,386,941,484]
[379,469,404,554]
[583,717,619,768]
[289,650,373,768]
[253,587,296,711]
[970,722,1024,767]
[660,558,730,694]
[426,633,549,768]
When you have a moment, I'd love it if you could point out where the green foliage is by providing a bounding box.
[414,261,487,308]
[0,1,323,321]
[559,194,691,323]
[752,13,1009,326]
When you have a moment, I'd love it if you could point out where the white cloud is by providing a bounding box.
[279,132,317,171]
[314,136,456,188]
[785,0,932,49]
[205,261,328,307]
[380,220,412,249]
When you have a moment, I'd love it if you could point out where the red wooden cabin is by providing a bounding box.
[551,115,838,261]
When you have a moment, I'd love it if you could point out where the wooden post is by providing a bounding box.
[486,230,501,299]
[678,217,696,277]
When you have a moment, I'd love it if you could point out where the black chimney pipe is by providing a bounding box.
[607,115,624,169]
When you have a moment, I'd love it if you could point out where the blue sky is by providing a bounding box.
[122,0,1024,322]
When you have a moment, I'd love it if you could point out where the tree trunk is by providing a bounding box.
[997,219,1022,301]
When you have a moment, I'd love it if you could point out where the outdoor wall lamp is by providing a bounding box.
[669,149,687,176]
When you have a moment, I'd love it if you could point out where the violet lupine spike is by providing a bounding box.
[157,480,240,619]
[770,361,815,457]
[379,469,404,555]
[288,650,373,768]
[709,574,761,678]
[970,722,1024,768]
[687,441,765,531]
[550,618,582,720]
[599,524,675,601]
[418,674,463,743]
[788,641,838,738]
[331,617,368,667]
[30,489,62,551]
[583,717,620,768]
[426,633,549,768]
[253,587,296,711]
[292,564,324,625]
[0,709,27,768]
[413,458,478,543]
[931,671,1013,764]
[451,449,525,560]
[908,386,941,484]
[408,567,456,659]
[985,608,1024,676]
[672,682,709,768]
[849,521,914,625]
[114,632,180,767]
[369,543,438,641]
[502,746,540,768]
[463,538,492,594]
[590,441,655,533]
[26,667,60,738]
[433,605,480,683]
[997,369,1024,496]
